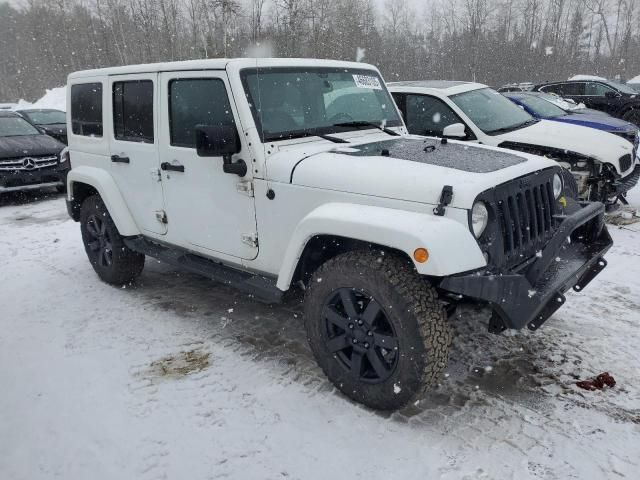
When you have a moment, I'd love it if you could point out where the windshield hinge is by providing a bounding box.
[241,233,258,248]
[155,210,168,224]
[433,185,453,216]
[236,180,254,197]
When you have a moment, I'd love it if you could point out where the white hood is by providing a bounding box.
[266,135,560,209]
[495,119,633,174]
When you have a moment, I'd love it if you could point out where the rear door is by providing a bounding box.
[157,70,258,260]
[108,73,166,235]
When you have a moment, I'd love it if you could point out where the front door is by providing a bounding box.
[583,82,619,115]
[157,71,258,260]
[108,73,166,235]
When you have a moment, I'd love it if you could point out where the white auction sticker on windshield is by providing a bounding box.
[353,74,382,90]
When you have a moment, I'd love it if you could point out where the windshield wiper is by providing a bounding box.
[332,121,400,136]
[317,133,349,143]
[487,118,539,135]
[267,130,349,143]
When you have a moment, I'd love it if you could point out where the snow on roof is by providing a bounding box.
[14,87,66,112]
[387,80,486,96]
[568,74,607,81]
[628,75,640,84]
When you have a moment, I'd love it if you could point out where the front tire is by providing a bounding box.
[80,195,145,285]
[303,250,451,410]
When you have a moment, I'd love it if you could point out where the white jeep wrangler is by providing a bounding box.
[65,59,612,410]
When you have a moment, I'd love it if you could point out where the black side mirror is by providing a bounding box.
[604,91,618,99]
[195,125,246,176]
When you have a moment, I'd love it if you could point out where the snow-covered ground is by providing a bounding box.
[1,189,639,480]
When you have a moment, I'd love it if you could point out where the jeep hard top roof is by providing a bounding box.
[68,58,380,80]
[388,80,487,96]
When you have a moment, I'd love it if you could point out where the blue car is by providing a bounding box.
[504,91,639,146]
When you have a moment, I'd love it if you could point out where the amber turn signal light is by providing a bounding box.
[413,248,429,263]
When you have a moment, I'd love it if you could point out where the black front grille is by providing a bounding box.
[497,180,556,266]
[619,154,633,173]
[476,169,559,271]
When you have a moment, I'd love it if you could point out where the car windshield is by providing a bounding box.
[23,110,66,125]
[607,80,637,95]
[515,95,567,118]
[241,67,401,142]
[0,116,40,136]
[451,87,535,135]
[629,84,640,93]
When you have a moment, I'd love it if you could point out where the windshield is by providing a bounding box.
[515,95,567,118]
[241,67,401,142]
[23,110,66,125]
[0,116,41,136]
[451,88,534,135]
[629,83,640,93]
[608,80,637,95]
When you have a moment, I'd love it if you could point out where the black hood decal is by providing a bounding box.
[0,134,65,159]
[334,138,526,173]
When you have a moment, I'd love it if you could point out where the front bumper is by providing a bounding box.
[439,201,612,332]
[0,164,68,193]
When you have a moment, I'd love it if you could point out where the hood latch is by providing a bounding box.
[433,185,453,216]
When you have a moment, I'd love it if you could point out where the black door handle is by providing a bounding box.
[111,154,130,163]
[161,161,185,172]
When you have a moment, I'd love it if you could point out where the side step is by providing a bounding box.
[124,237,284,304]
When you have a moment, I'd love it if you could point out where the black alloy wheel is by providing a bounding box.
[323,288,398,384]
[85,213,113,268]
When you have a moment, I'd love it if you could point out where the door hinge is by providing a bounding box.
[241,233,258,248]
[236,180,254,197]
[155,210,168,224]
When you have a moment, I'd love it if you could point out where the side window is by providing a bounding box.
[562,82,585,96]
[169,78,235,148]
[405,94,463,137]
[585,82,614,97]
[540,84,562,95]
[113,80,154,143]
[71,83,103,137]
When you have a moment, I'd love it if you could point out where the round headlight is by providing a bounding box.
[471,202,489,238]
[553,173,563,199]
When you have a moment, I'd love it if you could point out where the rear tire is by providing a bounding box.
[303,250,451,410]
[80,195,145,285]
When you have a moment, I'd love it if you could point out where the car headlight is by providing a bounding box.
[59,147,69,163]
[471,201,489,238]
[552,173,562,199]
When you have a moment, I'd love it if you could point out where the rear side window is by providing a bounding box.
[169,78,235,148]
[71,83,103,137]
[113,80,154,143]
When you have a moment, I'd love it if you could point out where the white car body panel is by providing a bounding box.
[275,202,486,289]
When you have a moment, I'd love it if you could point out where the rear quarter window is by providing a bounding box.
[71,83,103,137]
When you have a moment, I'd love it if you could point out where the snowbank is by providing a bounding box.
[568,74,607,81]
[15,86,66,112]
